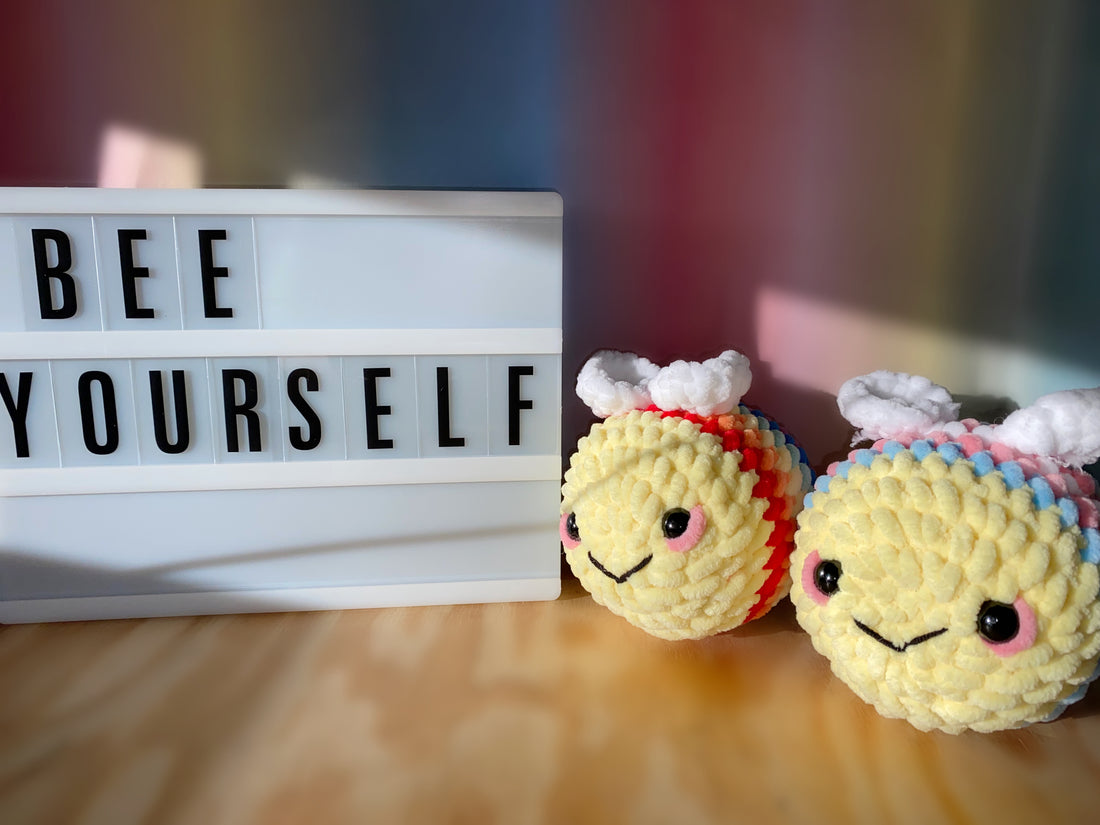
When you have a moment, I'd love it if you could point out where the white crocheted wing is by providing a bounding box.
[993,389,1100,468]
[647,350,752,417]
[837,370,960,443]
[576,350,660,418]
[576,349,753,418]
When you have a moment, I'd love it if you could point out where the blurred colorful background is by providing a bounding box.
[2,0,1098,467]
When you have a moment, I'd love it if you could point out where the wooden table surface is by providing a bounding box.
[2,570,1099,825]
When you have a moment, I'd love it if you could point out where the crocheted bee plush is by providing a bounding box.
[792,371,1100,733]
[560,350,812,640]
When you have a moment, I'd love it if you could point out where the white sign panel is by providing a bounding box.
[0,188,563,622]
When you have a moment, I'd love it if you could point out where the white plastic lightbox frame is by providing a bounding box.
[0,188,563,622]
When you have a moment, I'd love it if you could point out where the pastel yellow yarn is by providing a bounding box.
[791,450,1100,733]
[562,410,801,640]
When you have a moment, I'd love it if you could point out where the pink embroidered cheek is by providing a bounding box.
[664,505,706,553]
[802,549,830,607]
[559,512,581,550]
[980,597,1038,657]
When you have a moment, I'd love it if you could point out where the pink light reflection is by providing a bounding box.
[97,124,202,188]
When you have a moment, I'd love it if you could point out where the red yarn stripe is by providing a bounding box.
[744,471,796,621]
[746,560,790,622]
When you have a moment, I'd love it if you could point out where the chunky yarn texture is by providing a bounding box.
[562,407,811,640]
[792,432,1100,733]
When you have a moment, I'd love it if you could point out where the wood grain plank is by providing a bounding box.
[1,573,1098,825]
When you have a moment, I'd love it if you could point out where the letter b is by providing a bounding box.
[31,229,78,319]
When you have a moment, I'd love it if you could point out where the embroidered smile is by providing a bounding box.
[854,619,947,652]
[588,552,653,584]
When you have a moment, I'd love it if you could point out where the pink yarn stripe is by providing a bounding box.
[1037,455,1061,474]
[1076,497,1099,529]
[957,434,985,457]
[1071,470,1097,497]
[1044,473,1070,497]
[1016,457,1041,476]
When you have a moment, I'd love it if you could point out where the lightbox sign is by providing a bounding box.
[0,188,562,622]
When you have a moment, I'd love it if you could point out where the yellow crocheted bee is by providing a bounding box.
[792,371,1100,733]
[561,350,811,640]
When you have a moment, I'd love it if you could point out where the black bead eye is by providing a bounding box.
[565,512,580,543]
[977,601,1020,643]
[662,508,691,539]
[813,560,842,597]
